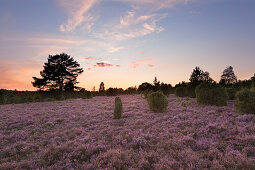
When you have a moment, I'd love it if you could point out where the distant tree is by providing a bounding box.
[99,82,105,92]
[32,53,83,91]
[92,86,96,92]
[251,73,255,81]
[189,66,213,83]
[219,66,237,85]
[124,86,137,94]
[153,77,160,87]
[138,82,153,92]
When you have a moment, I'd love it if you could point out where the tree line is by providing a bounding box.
[31,53,255,96]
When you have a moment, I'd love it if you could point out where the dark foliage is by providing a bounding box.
[138,82,154,92]
[106,88,124,96]
[235,89,255,114]
[225,88,238,100]
[189,66,213,83]
[175,87,187,97]
[219,66,237,85]
[0,89,92,105]
[99,82,105,93]
[196,82,228,106]
[124,87,137,95]
[147,91,168,113]
[159,83,173,96]
[32,53,83,91]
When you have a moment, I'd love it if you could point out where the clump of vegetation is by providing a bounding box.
[235,89,255,114]
[175,87,187,97]
[142,89,153,99]
[176,97,181,102]
[0,89,92,105]
[195,83,228,106]
[114,97,123,119]
[225,88,238,100]
[181,101,191,107]
[185,86,196,98]
[147,91,168,113]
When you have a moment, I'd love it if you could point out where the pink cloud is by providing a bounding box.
[116,65,121,67]
[94,62,114,67]
[88,68,92,70]
[138,51,144,54]
[131,58,155,68]
[84,57,95,60]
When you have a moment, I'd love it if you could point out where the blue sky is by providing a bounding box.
[0,0,255,90]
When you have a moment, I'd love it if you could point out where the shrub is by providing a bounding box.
[225,88,238,100]
[195,83,228,106]
[235,89,255,114]
[142,89,153,99]
[185,86,196,98]
[114,97,123,119]
[175,87,187,97]
[251,80,255,91]
[147,91,168,113]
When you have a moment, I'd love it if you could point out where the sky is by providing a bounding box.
[0,0,255,91]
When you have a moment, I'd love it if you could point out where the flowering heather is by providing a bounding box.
[0,95,255,169]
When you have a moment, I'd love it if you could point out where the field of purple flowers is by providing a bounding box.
[0,94,255,169]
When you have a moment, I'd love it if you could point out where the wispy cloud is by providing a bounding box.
[131,58,155,68]
[94,62,114,67]
[107,46,124,53]
[95,11,167,41]
[84,56,95,60]
[58,0,98,32]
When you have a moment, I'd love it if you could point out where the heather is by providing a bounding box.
[0,95,255,169]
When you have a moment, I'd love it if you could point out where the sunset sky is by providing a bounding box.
[0,0,255,91]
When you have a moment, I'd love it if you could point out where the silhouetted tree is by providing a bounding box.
[189,66,213,83]
[251,73,255,81]
[138,82,153,92]
[99,82,105,92]
[92,86,96,92]
[124,86,137,94]
[153,77,160,87]
[219,66,237,85]
[32,53,83,91]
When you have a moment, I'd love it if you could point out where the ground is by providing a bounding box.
[0,94,255,169]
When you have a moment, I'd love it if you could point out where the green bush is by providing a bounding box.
[142,89,153,99]
[147,91,168,113]
[175,87,187,97]
[226,88,238,100]
[235,89,255,114]
[251,80,255,91]
[195,83,228,106]
[114,97,123,119]
[185,86,196,98]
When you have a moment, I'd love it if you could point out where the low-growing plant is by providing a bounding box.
[175,87,187,97]
[176,97,181,102]
[181,102,187,107]
[147,91,168,113]
[196,82,228,106]
[114,97,123,119]
[235,89,255,114]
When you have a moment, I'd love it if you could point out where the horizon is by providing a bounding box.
[1,0,255,91]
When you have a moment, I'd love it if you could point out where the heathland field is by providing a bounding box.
[0,94,255,169]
